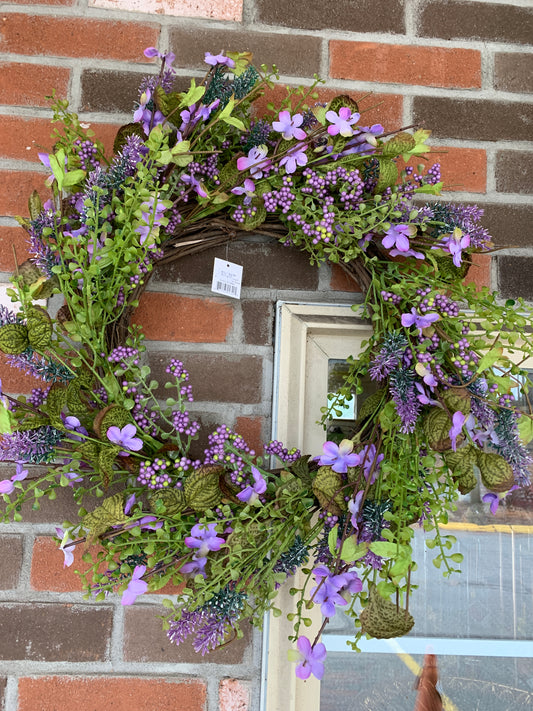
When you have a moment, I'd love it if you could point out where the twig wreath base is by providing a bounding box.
[0,48,532,682]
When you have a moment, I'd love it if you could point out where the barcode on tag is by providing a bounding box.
[211,258,243,300]
[215,281,239,296]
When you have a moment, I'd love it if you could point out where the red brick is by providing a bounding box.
[330,41,481,89]
[399,147,487,194]
[0,116,54,162]
[219,679,249,711]
[413,97,533,143]
[0,226,31,271]
[0,603,112,661]
[30,536,85,592]
[0,116,121,163]
[235,416,264,456]
[18,676,206,711]
[91,0,243,22]
[150,351,263,404]
[0,351,43,394]
[0,171,48,217]
[330,264,362,292]
[464,252,491,291]
[0,63,69,107]
[356,92,403,131]
[0,535,23,589]
[0,14,159,61]
[253,84,403,129]
[242,300,272,346]
[89,122,124,159]
[257,0,405,33]
[124,606,251,664]
[9,0,74,4]
[133,292,233,342]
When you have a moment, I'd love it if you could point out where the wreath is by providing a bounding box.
[1,48,532,682]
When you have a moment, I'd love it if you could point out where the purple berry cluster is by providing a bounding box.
[203,425,254,485]
[137,458,173,489]
[264,440,301,463]
[108,346,140,370]
[74,139,99,170]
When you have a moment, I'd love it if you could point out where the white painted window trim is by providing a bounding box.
[261,302,372,711]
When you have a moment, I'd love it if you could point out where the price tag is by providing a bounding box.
[211,258,243,300]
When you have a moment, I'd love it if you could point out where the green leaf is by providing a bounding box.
[222,115,246,131]
[369,541,398,558]
[390,553,411,578]
[62,169,86,188]
[518,415,533,445]
[170,140,194,167]
[450,553,464,564]
[48,149,66,190]
[179,80,205,109]
[339,537,368,563]
[328,524,338,556]
[0,398,13,434]
[477,347,504,374]
[369,541,403,558]
[220,97,234,118]
[413,182,443,195]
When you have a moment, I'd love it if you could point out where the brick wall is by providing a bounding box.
[0,1,531,709]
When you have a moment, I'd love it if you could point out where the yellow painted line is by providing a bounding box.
[440,522,533,534]
[386,638,460,711]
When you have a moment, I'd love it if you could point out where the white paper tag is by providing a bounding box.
[211,257,243,299]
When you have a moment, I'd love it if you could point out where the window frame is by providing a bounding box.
[261,302,372,711]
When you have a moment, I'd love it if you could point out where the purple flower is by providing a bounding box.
[272,111,306,141]
[124,493,136,515]
[482,492,500,515]
[0,462,28,495]
[293,636,327,680]
[144,47,176,66]
[414,382,439,406]
[184,523,225,557]
[358,443,384,484]
[318,439,360,474]
[204,51,235,68]
[311,565,349,617]
[106,424,143,452]
[237,466,267,504]
[237,146,271,179]
[63,415,88,442]
[449,411,466,452]
[63,471,83,486]
[325,107,360,137]
[348,490,364,530]
[279,143,308,174]
[231,178,255,205]
[134,88,164,135]
[338,570,363,594]
[13,462,28,482]
[181,556,207,578]
[382,223,417,253]
[135,194,168,245]
[121,564,148,605]
[0,479,15,495]
[401,308,440,336]
[443,229,470,267]
[180,173,208,199]
[55,527,75,568]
